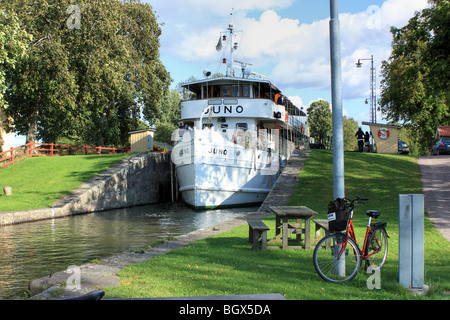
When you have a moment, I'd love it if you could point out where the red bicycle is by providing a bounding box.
[313,197,388,282]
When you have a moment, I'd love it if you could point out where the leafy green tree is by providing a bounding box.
[343,116,359,151]
[154,122,177,145]
[307,100,332,146]
[2,0,171,147]
[124,1,171,126]
[0,10,31,109]
[65,0,171,147]
[0,9,31,150]
[156,89,181,126]
[380,0,449,155]
[154,89,181,144]
[2,1,80,144]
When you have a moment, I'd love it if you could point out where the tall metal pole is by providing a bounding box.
[370,56,376,124]
[329,0,345,199]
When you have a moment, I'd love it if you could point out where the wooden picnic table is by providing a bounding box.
[269,206,319,249]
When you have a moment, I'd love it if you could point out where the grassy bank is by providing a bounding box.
[0,154,131,212]
[104,150,449,300]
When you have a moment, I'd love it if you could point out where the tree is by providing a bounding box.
[307,100,332,146]
[2,1,80,144]
[67,0,171,146]
[343,116,359,151]
[2,0,171,147]
[156,89,181,126]
[380,0,449,155]
[123,1,171,127]
[0,9,31,149]
[154,89,181,144]
[0,10,31,109]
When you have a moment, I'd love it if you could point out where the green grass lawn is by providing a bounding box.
[104,150,450,300]
[0,154,131,212]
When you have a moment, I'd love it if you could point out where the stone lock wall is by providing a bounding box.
[0,152,172,226]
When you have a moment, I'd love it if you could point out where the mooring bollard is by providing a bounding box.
[399,194,428,294]
[3,186,12,196]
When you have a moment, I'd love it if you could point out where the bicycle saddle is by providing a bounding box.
[366,210,380,218]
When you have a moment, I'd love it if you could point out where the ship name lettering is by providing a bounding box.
[206,106,244,114]
[208,148,228,155]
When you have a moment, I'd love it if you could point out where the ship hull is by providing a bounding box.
[172,129,280,210]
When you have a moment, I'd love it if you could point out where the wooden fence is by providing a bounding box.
[0,142,130,168]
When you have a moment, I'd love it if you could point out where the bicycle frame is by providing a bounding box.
[337,209,382,260]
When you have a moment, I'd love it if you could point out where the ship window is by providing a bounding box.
[242,85,250,97]
[213,86,221,97]
[208,99,222,105]
[232,85,240,97]
[207,85,221,98]
[236,123,248,130]
[223,85,231,97]
[202,84,251,99]
[253,85,260,98]
[223,99,238,105]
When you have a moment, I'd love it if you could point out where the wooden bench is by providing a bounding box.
[313,219,330,239]
[313,219,330,249]
[247,219,270,250]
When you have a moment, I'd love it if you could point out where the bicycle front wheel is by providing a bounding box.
[313,233,361,283]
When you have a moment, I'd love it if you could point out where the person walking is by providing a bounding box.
[355,128,364,152]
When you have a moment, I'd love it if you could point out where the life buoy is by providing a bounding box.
[378,128,390,140]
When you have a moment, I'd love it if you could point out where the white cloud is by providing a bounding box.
[288,95,304,109]
[239,10,304,58]
[151,0,430,101]
[153,0,293,15]
[379,0,430,28]
[263,0,428,100]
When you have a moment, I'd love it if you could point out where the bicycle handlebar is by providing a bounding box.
[344,196,369,210]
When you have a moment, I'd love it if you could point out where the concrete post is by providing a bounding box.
[399,194,427,294]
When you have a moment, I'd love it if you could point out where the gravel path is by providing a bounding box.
[418,155,450,242]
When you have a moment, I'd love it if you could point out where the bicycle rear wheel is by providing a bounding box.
[313,233,361,282]
[365,226,388,270]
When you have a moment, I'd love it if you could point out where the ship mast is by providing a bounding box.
[228,9,235,77]
[220,9,240,77]
[218,10,249,78]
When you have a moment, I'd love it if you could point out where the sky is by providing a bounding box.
[145,0,430,131]
[11,0,431,147]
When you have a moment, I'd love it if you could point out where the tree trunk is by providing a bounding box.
[97,112,106,147]
[26,107,39,147]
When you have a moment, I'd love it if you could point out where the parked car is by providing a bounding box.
[432,138,450,155]
[398,141,410,154]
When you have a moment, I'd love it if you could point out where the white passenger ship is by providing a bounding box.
[171,12,309,209]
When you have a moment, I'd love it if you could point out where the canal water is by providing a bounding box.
[0,203,257,299]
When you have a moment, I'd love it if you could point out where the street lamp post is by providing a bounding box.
[330,0,346,278]
[329,0,345,200]
[356,55,376,123]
